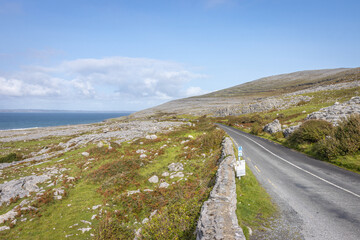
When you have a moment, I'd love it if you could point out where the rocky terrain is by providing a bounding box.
[0,119,187,238]
[306,96,360,125]
[131,67,360,118]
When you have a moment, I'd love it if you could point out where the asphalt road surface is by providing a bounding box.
[218,124,360,240]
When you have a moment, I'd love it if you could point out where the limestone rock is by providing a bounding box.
[0,226,10,232]
[0,175,50,205]
[81,152,89,157]
[283,124,301,138]
[127,189,140,196]
[263,119,281,134]
[159,182,170,188]
[170,172,184,179]
[148,175,159,183]
[168,163,184,172]
[306,96,360,125]
[145,134,157,140]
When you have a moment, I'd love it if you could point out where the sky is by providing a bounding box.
[0,0,359,111]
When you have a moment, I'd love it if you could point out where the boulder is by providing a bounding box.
[263,119,282,134]
[148,175,159,183]
[0,175,50,205]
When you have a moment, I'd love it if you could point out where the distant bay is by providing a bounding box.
[0,112,132,130]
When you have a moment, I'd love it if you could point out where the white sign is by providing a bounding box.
[234,160,246,178]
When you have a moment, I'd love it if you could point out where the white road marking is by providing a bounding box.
[222,125,360,199]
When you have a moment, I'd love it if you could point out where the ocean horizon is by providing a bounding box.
[0,112,132,130]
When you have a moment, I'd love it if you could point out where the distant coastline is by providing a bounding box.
[0,112,133,130]
[0,109,135,113]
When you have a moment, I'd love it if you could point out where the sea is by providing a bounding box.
[0,112,132,130]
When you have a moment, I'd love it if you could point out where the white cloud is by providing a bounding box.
[185,86,209,97]
[0,77,60,97]
[0,57,207,109]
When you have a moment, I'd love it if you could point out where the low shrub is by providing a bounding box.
[0,153,21,163]
[307,115,360,160]
[313,137,340,160]
[141,197,202,240]
[334,114,360,155]
[272,131,284,139]
[287,120,333,146]
[250,123,262,135]
[96,214,134,240]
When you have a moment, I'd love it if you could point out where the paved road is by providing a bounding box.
[218,124,360,240]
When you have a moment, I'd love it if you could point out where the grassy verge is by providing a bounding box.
[235,165,277,239]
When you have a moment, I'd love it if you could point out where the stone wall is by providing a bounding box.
[196,137,245,240]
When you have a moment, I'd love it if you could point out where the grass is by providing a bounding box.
[235,165,278,239]
[0,117,226,239]
[2,181,103,239]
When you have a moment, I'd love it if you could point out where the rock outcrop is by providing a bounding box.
[196,138,245,240]
[283,124,301,138]
[306,96,360,125]
[0,175,50,205]
[263,119,282,134]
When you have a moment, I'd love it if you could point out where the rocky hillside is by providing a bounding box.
[131,67,360,118]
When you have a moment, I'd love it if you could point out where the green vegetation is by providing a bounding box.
[235,165,277,239]
[287,120,333,146]
[0,117,226,239]
[219,86,360,174]
[0,153,21,163]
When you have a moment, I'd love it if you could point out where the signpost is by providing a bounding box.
[235,145,246,179]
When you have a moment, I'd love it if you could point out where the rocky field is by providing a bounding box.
[0,116,230,239]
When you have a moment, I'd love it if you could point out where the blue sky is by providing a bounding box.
[0,0,359,111]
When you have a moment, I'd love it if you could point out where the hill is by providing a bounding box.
[132,67,360,118]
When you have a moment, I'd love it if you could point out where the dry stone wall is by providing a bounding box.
[196,137,245,240]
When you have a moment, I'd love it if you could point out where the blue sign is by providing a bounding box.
[238,146,243,157]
